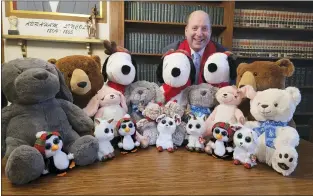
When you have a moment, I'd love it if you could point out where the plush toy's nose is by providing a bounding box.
[33,71,48,80]
[208,63,217,73]
[239,85,245,88]
[240,142,243,146]
[137,90,143,95]
[261,104,269,108]
[77,81,87,88]
[223,94,227,97]
[121,65,131,75]
[171,67,181,77]
[110,94,115,99]
[201,91,207,96]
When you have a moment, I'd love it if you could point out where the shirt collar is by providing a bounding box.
[190,47,205,58]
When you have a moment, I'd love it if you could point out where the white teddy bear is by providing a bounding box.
[245,87,301,176]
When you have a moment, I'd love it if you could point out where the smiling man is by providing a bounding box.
[163,10,226,84]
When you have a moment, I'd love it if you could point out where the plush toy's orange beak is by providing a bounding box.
[124,127,130,133]
[52,145,59,151]
[216,134,222,140]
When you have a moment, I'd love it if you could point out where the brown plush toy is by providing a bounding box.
[236,58,296,127]
[48,55,104,109]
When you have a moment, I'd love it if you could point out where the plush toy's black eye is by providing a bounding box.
[68,73,72,77]
[53,138,59,144]
[237,133,243,139]
[221,131,227,136]
[111,129,114,133]
[45,143,52,150]
[274,103,278,107]
[86,71,89,75]
[17,70,22,74]
[105,128,109,133]
[215,129,220,134]
[188,124,193,129]
[169,121,173,126]
[284,153,289,158]
[253,72,258,76]
[162,120,166,124]
[196,124,201,129]
[122,124,126,129]
[129,123,133,128]
[279,153,282,158]
[245,137,251,143]
[289,158,293,162]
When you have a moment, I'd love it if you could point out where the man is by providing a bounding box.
[163,10,226,84]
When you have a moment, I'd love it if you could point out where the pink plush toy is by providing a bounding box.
[204,85,256,136]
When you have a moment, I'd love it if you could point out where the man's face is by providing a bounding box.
[185,13,211,52]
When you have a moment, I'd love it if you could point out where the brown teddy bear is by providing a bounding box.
[236,58,296,127]
[48,55,104,109]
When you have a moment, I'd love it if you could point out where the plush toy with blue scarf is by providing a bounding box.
[247,86,301,176]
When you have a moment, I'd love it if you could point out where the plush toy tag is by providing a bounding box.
[199,137,206,144]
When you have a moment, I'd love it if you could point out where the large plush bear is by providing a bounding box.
[245,87,301,176]
[236,58,296,127]
[48,55,104,109]
[1,58,98,185]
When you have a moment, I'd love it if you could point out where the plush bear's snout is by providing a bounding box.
[137,89,143,95]
[121,65,131,75]
[77,81,87,88]
[208,63,217,73]
[33,71,48,80]
[201,91,207,96]
[171,67,181,77]
[261,104,269,108]
[110,94,115,99]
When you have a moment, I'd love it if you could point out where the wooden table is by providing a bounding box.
[2,140,313,195]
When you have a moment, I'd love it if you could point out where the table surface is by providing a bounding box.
[2,140,313,195]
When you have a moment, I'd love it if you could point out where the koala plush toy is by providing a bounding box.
[245,87,301,176]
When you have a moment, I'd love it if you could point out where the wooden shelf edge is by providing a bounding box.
[234,26,313,32]
[2,35,104,44]
[125,20,226,28]
[237,56,313,61]
[132,53,162,56]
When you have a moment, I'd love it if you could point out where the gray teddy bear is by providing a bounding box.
[1,58,98,185]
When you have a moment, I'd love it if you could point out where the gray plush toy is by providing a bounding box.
[181,83,218,118]
[124,81,165,122]
[1,58,98,185]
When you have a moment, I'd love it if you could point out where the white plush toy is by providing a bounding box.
[94,118,115,161]
[245,87,301,176]
[156,114,181,153]
[233,126,259,169]
[186,114,207,152]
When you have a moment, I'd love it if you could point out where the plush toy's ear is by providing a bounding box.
[48,58,57,65]
[54,66,73,102]
[119,93,128,112]
[239,85,257,100]
[108,119,114,124]
[188,57,196,84]
[102,56,110,82]
[94,118,101,125]
[131,57,138,83]
[174,114,181,125]
[152,82,165,103]
[275,58,295,77]
[156,60,164,83]
[227,53,238,80]
[156,114,166,123]
[180,85,194,108]
[285,87,301,106]
[202,114,208,122]
[124,83,134,106]
[251,130,259,144]
[91,55,101,70]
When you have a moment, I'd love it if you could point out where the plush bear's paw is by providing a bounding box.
[271,145,298,176]
[67,153,74,160]
[70,135,99,166]
[118,142,123,148]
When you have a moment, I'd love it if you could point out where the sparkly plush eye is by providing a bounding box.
[105,128,109,133]
[86,71,89,75]
[45,143,51,150]
[245,137,251,143]
[122,124,126,129]
[68,73,72,77]
[128,123,133,128]
[215,129,220,134]
[188,124,193,129]
[279,153,282,158]
[274,103,278,107]
[289,158,293,162]
[162,120,166,124]
[53,138,59,144]
[169,121,173,126]
[196,124,201,129]
[221,131,227,136]
[237,133,242,139]
[253,72,258,76]
[284,153,289,158]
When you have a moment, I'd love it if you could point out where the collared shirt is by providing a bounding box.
[190,47,205,84]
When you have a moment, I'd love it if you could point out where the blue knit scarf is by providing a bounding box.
[190,105,211,117]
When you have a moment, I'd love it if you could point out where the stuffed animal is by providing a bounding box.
[205,85,256,136]
[245,87,301,176]
[156,49,196,104]
[186,114,207,152]
[236,58,296,128]
[116,114,141,154]
[34,131,75,176]
[202,51,238,88]
[136,102,164,146]
[102,40,137,94]
[181,83,218,118]
[156,114,181,152]
[1,58,98,185]
[206,122,236,159]
[124,80,165,122]
[233,126,258,169]
[48,55,104,109]
[94,118,115,161]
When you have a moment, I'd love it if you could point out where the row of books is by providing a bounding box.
[232,39,313,59]
[285,67,313,87]
[295,92,313,113]
[136,64,159,84]
[125,32,222,54]
[124,1,224,25]
[234,9,313,29]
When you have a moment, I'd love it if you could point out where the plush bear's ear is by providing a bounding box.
[54,66,73,102]
[48,58,57,65]
[275,58,295,77]
[151,82,165,103]
[188,57,196,84]
[156,60,164,84]
[131,57,138,83]
[285,87,301,106]
[174,114,181,125]
[102,56,110,82]
[156,114,166,123]
[227,53,238,80]
[91,55,101,70]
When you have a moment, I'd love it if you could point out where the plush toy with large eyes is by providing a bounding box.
[156,49,196,104]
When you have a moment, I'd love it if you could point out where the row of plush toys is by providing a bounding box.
[1,40,301,185]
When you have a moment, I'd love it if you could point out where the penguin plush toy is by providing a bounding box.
[206,122,237,159]
[116,114,140,154]
[34,131,75,177]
